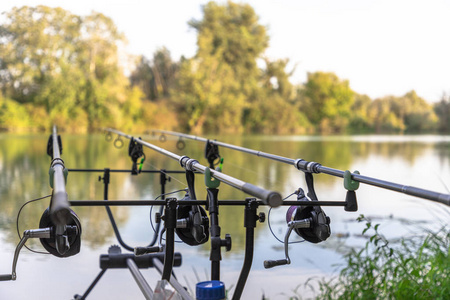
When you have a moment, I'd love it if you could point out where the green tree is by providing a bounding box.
[0,6,81,104]
[368,96,405,133]
[300,72,355,133]
[130,48,179,101]
[77,12,128,130]
[399,91,437,132]
[244,58,310,134]
[0,6,83,130]
[0,6,132,131]
[367,91,437,133]
[172,1,268,134]
[434,93,450,132]
[349,93,373,133]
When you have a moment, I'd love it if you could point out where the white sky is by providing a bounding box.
[1,0,449,102]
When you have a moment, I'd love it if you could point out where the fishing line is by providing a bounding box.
[144,160,188,188]
[149,188,188,243]
[267,192,305,244]
[16,195,52,254]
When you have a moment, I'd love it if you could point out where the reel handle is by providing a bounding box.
[263,259,289,269]
[0,274,13,281]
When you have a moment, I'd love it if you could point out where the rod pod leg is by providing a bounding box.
[162,198,177,281]
[232,198,264,300]
[206,188,232,281]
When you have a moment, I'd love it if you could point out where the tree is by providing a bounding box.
[368,96,405,133]
[0,6,81,105]
[399,91,437,132]
[349,93,373,133]
[434,93,450,132]
[0,6,131,131]
[172,1,269,134]
[300,72,355,133]
[130,48,179,101]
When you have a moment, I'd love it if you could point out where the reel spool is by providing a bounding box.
[264,188,331,269]
[39,207,82,258]
[176,194,209,246]
[285,189,331,243]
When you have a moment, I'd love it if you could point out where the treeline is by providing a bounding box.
[1,2,449,134]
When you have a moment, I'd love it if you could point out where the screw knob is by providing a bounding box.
[258,212,266,223]
[155,213,162,224]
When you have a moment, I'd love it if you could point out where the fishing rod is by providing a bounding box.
[46,125,82,256]
[0,126,82,281]
[105,128,335,276]
[2,128,348,299]
[105,128,283,207]
[152,129,450,207]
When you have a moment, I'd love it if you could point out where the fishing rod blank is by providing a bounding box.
[46,125,83,257]
[104,128,283,207]
[48,125,72,225]
[152,129,450,207]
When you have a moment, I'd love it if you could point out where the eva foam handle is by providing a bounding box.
[264,259,288,269]
[0,274,12,281]
[242,183,282,207]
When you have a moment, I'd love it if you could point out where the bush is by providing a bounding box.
[316,215,450,300]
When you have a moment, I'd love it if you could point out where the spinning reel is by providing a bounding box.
[264,188,331,269]
[176,193,210,246]
[134,192,210,256]
[39,207,82,257]
[0,203,82,281]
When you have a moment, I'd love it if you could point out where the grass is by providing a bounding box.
[313,215,450,300]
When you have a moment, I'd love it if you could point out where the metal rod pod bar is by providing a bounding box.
[104,128,283,207]
[152,129,450,207]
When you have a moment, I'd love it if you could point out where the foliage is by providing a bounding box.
[299,72,355,133]
[170,1,268,134]
[434,93,450,132]
[316,215,450,300]
[0,93,31,131]
[0,6,131,132]
[130,48,179,101]
[0,2,447,134]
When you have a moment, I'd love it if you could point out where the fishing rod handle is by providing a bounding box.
[179,156,283,207]
[242,183,283,207]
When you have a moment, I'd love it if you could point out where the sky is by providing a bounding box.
[1,0,449,102]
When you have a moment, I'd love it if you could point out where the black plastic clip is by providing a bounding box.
[204,140,221,168]
[128,137,145,175]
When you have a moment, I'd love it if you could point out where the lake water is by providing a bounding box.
[0,133,449,299]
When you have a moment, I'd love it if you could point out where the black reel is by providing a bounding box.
[39,208,82,258]
[286,190,331,243]
[176,193,209,246]
[128,137,145,175]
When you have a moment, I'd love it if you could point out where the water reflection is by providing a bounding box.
[0,133,449,299]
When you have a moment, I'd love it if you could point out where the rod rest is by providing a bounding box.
[99,252,182,269]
